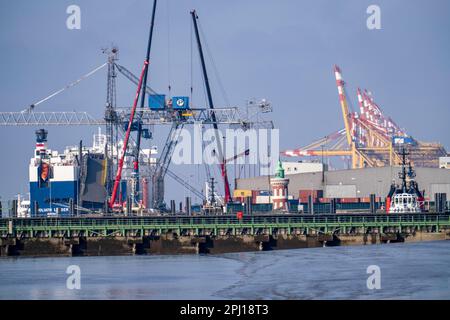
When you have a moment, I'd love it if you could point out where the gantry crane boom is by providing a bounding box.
[333,65,353,147]
[0,108,245,126]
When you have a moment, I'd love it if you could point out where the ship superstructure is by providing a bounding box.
[30,129,80,216]
[386,149,424,213]
[29,128,158,216]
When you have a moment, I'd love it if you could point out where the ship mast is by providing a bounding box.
[398,148,409,193]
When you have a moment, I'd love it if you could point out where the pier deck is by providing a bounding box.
[1,213,449,238]
[1,213,449,256]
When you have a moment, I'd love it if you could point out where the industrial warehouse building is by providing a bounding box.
[236,166,450,200]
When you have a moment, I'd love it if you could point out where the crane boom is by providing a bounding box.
[191,10,231,203]
[334,65,353,147]
[115,63,159,96]
[0,108,250,126]
[133,0,158,205]
[24,63,107,112]
[166,168,206,201]
[108,61,148,208]
[109,4,156,208]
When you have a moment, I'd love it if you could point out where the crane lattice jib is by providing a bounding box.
[0,112,104,126]
[0,108,244,126]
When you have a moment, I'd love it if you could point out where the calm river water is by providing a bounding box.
[0,241,449,299]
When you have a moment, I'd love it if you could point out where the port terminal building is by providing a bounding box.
[236,164,450,202]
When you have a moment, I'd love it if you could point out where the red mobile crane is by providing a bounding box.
[109,0,157,208]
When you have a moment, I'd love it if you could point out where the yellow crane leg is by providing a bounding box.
[352,144,357,169]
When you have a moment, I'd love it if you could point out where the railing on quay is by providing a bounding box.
[1,213,450,234]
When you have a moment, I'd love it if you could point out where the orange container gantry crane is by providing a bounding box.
[282,65,402,169]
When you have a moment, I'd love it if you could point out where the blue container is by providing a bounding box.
[172,96,190,110]
[392,136,415,145]
[148,94,166,110]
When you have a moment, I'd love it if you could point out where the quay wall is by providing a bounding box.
[1,230,448,257]
[1,213,449,257]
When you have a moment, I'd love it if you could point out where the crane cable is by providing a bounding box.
[23,62,107,112]
[190,17,193,102]
[198,20,230,107]
[166,0,171,94]
[193,16,230,200]
[198,20,233,201]
[192,17,213,184]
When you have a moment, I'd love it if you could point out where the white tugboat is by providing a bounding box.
[387,148,424,213]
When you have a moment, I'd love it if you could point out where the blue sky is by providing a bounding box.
[0,0,449,204]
